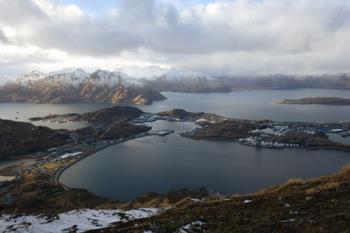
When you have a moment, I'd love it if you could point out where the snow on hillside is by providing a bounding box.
[15,70,47,85]
[0,208,161,233]
[9,66,213,88]
[88,69,131,87]
[46,68,89,87]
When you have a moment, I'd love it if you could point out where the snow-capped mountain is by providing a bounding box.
[0,68,166,104]
[46,68,89,87]
[13,66,215,88]
[0,66,227,104]
[115,66,228,92]
[87,70,131,87]
[15,70,47,85]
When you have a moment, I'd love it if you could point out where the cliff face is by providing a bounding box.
[0,70,166,105]
[0,119,71,159]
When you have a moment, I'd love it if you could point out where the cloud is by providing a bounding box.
[1,0,350,76]
[0,30,9,44]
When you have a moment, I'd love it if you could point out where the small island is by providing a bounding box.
[275,97,350,105]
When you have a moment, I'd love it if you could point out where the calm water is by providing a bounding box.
[60,120,350,201]
[0,102,111,129]
[2,89,350,199]
[139,89,350,122]
[328,134,350,145]
[0,89,350,126]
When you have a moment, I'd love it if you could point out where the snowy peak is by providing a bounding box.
[46,68,89,87]
[87,69,130,87]
[24,70,46,79]
[16,70,47,84]
[49,68,89,79]
[10,66,214,88]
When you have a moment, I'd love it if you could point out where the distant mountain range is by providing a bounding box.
[2,66,350,105]
[0,66,229,104]
[0,68,163,105]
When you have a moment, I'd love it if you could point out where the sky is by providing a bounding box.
[1,0,350,77]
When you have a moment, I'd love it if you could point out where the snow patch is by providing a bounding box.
[46,68,89,87]
[243,199,253,204]
[178,220,206,233]
[15,71,47,85]
[0,208,161,233]
[58,152,82,160]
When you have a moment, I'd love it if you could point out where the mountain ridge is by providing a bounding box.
[0,68,166,105]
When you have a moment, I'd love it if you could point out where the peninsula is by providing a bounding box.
[275,97,350,105]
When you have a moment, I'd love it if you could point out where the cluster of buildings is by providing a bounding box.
[43,138,120,164]
[239,137,299,149]
[133,113,185,124]
[240,120,350,149]
[253,119,350,136]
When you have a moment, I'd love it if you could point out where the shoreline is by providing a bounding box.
[2,106,350,209]
[53,142,119,189]
[53,132,152,191]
